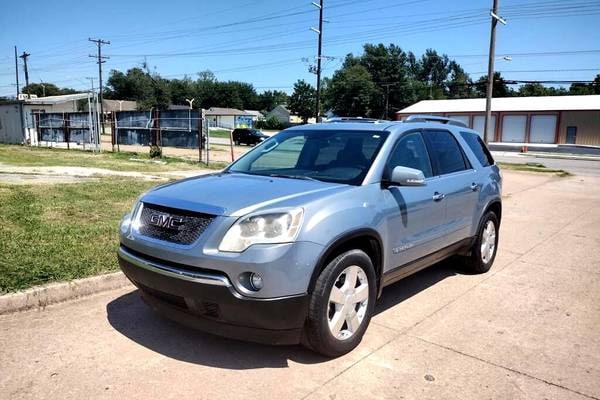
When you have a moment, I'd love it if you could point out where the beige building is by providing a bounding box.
[396,95,600,146]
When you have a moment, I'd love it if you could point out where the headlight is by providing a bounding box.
[120,201,142,235]
[219,208,304,252]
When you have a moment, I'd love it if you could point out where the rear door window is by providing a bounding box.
[460,131,495,167]
[423,130,469,175]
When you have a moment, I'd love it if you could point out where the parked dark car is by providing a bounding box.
[232,128,268,146]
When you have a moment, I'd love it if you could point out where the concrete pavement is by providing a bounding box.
[1,170,599,400]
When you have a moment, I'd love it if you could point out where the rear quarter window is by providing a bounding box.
[460,131,495,167]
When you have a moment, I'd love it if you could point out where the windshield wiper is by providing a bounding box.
[267,173,320,182]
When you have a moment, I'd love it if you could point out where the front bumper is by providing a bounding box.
[118,246,309,345]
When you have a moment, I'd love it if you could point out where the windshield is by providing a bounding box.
[227,129,389,185]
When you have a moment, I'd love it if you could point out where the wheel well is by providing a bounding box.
[486,201,502,224]
[310,233,383,294]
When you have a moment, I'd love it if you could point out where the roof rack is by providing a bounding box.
[325,117,388,124]
[403,114,468,128]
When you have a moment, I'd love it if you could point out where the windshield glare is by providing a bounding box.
[227,130,389,185]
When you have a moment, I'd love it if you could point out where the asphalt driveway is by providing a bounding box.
[1,170,599,400]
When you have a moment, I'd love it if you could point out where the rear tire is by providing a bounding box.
[464,211,499,273]
[234,139,240,146]
[302,249,376,358]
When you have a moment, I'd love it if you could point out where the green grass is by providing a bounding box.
[0,144,223,172]
[208,129,232,139]
[0,178,159,293]
[498,162,571,177]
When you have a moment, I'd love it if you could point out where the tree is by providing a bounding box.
[474,72,514,98]
[324,64,377,117]
[256,90,288,113]
[517,83,567,97]
[169,77,194,106]
[446,61,475,99]
[289,80,316,123]
[569,74,600,95]
[21,83,77,97]
[356,44,415,117]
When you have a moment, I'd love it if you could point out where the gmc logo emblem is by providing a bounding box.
[149,213,185,230]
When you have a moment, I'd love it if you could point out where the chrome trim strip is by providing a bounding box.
[118,246,231,287]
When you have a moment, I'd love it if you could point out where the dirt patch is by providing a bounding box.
[0,164,212,185]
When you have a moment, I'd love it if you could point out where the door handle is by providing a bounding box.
[470,183,479,191]
[432,192,445,202]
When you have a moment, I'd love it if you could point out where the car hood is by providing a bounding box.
[141,172,350,217]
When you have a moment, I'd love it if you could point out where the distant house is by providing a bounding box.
[244,110,264,122]
[267,105,316,126]
[102,99,137,112]
[168,104,191,111]
[83,99,137,114]
[204,107,254,129]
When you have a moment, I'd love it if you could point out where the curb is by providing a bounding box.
[525,153,600,162]
[0,272,132,315]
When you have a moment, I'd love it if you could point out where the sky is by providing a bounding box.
[1,0,599,97]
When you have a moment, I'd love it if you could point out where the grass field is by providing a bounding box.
[0,178,158,293]
[0,144,224,172]
[498,162,571,177]
[208,129,232,139]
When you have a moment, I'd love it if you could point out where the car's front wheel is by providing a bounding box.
[302,249,376,357]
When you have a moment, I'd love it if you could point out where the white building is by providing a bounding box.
[396,95,600,146]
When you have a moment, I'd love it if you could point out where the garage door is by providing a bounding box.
[501,115,527,142]
[473,115,496,142]
[529,115,557,143]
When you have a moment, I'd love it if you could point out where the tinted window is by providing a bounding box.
[228,130,388,185]
[388,132,432,178]
[460,131,494,167]
[423,130,468,175]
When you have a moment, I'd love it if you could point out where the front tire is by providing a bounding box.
[302,249,376,357]
[464,211,499,273]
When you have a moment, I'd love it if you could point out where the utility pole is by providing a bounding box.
[483,0,506,143]
[312,0,324,122]
[89,38,110,148]
[19,51,31,94]
[382,83,393,119]
[14,46,19,97]
[86,77,95,93]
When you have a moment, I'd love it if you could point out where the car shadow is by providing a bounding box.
[106,258,469,369]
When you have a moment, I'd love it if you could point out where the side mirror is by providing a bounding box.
[389,166,426,186]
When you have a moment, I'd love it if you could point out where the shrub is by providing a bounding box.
[255,115,283,130]
[149,144,162,158]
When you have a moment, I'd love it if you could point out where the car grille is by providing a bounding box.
[138,203,215,245]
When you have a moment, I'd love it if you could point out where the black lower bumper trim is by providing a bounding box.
[118,252,309,345]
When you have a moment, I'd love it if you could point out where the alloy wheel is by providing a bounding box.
[327,265,369,340]
[480,220,497,264]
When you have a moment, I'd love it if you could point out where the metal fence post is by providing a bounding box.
[198,115,203,164]
[64,112,70,150]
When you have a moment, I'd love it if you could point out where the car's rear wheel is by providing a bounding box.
[302,249,376,357]
[464,211,499,273]
[234,139,240,146]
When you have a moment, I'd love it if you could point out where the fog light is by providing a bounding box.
[250,273,263,291]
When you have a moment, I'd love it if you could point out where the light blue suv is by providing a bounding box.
[118,116,502,357]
